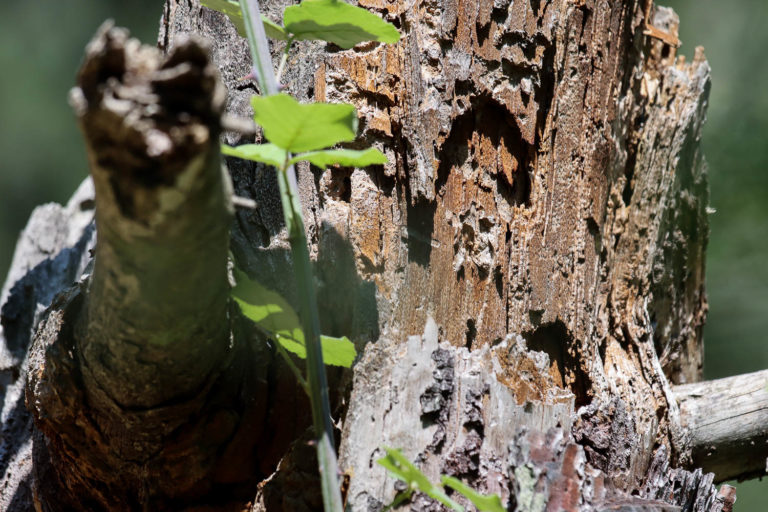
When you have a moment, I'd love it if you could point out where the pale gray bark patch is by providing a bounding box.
[0,178,95,512]
[674,369,768,482]
[337,319,735,512]
[339,318,574,510]
[0,179,95,364]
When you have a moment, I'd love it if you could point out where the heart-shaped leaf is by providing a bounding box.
[251,94,358,153]
[222,143,287,168]
[232,269,304,352]
[232,269,357,367]
[284,0,400,49]
[319,335,357,368]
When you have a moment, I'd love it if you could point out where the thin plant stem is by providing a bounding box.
[276,165,342,511]
[240,0,279,95]
[238,1,344,511]
[275,39,293,86]
[253,325,309,392]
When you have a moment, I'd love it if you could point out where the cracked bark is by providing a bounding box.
[5,22,306,511]
[0,1,757,511]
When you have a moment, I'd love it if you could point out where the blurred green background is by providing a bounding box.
[0,0,766,508]
[665,0,768,507]
[0,0,161,275]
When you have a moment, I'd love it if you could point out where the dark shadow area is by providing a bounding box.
[228,158,293,296]
[465,319,477,349]
[435,97,533,209]
[7,484,33,512]
[586,216,602,255]
[524,320,593,407]
[476,20,491,47]
[621,144,637,207]
[405,196,438,268]
[316,225,381,343]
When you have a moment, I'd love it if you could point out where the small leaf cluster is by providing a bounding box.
[378,448,506,512]
[204,0,399,375]
[203,0,399,48]
[222,93,387,170]
[203,0,394,172]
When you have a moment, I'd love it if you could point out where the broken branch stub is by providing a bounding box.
[25,23,266,509]
[673,369,768,482]
[68,21,232,409]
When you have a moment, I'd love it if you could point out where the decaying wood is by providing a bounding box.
[320,2,713,494]
[164,0,715,495]
[335,316,739,512]
[0,0,760,510]
[338,318,574,509]
[0,179,95,512]
[19,23,299,510]
[674,369,768,482]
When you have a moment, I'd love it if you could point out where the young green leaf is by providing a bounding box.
[222,143,287,168]
[290,147,387,168]
[284,0,400,49]
[232,269,357,367]
[377,448,464,512]
[232,268,304,352]
[262,16,290,41]
[251,94,358,153]
[200,0,288,40]
[201,0,245,35]
[320,335,357,368]
[441,476,506,512]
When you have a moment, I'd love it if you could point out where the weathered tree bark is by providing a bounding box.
[673,369,768,483]
[0,0,761,510]
[22,23,273,510]
[2,22,308,511]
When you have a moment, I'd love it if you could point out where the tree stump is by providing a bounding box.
[0,1,757,510]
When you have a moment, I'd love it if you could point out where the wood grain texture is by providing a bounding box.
[289,0,710,490]
[161,0,717,504]
[674,369,768,482]
[0,0,740,510]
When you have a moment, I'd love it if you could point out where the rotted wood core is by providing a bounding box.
[164,0,718,506]
[69,21,233,410]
